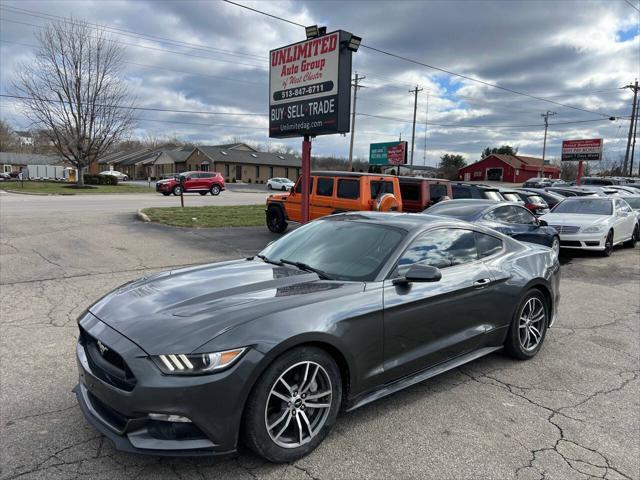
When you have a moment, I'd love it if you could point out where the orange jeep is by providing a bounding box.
[265,171,402,233]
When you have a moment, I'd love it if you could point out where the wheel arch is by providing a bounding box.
[523,280,553,327]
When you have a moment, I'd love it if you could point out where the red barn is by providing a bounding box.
[458,154,560,183]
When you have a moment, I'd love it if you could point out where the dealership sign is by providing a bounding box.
[369,141,408,165]
[269,31,353,138]
[561,139,603,161]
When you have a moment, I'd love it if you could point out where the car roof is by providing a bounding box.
[398,176,449,183]
[310,171,396,178]
[453,183,500,191]
[326,211,474,231]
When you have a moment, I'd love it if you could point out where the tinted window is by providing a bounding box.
[625,197,640,209]
[430,184,448,199]
[397,229,477,271]
[400,183,421,201]
[485,206,517,223]
[316,177,334,197]
[201,172,214,178]
[526,195,546,205]
[475,232,503,258]
[337,179,360,199]
[260,220,405,282]
[295,178,313,194]
[512,207,537,224]
[452,185,471,199]
[370,181,395,199]
[552,199,612,215]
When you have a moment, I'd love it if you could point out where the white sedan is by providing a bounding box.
[540,197,638,256]
[267,177,294,191]
[99,170,129,181]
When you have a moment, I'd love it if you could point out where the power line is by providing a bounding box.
[623,0,640,13]
[0,94,267,116]
[221,1,618,118]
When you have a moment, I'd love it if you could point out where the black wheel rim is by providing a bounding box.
[268,212,281,230]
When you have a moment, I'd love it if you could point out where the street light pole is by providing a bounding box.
[540,111,556,177]
[409,85,423,174]
[348,73,365,171]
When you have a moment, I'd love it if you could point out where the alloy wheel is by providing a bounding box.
[264,361,332,449]
[551,237,560,258]
[518,297,546,351]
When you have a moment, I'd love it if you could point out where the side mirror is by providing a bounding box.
[393,263,442,285]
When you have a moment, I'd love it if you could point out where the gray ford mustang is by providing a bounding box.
[74,212,560,462]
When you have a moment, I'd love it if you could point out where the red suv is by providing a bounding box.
[156,171,225,196]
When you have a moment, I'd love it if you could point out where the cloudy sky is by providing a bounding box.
[0,0,638,167]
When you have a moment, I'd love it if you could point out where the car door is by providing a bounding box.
[614,199,634,241]
[182,173,199,191]
[382,228,497,382]
[311,177,336,218]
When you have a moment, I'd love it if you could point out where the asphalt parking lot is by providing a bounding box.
[1,193,638,480]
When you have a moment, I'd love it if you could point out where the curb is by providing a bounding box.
[136,209,151,222]
[0,188,58,196]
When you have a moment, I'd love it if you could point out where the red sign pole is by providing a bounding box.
[576,161,583,186]
[301,134,312,224]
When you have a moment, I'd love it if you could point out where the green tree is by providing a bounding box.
[481,145,519,159]
[439,153,466,180]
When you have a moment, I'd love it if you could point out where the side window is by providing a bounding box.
[452,185,471,199]
[484,206,514,223]
[430,183,447,199]
[316,177,334,197]
[370,181,394,199]
[397,229,478,271]
[475,232,503,258]
[513,207,537,225]
[337,179,360,199]
[295,178,313,194]
[620,201,632,213]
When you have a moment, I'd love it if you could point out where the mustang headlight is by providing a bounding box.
[581,225,605,233]
[154,348,246,375]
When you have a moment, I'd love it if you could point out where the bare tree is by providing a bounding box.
[0,120,18,152]
[12,19,134,185]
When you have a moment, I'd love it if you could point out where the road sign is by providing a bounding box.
[561,139,603,161]
[369,141,408,165]
[269,31,353,138]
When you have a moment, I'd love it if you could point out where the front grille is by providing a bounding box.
[86,389,130,431]
[550,225,580,234]
[585,241,600,246]
[79,327,137,391]
[560,240,582,247]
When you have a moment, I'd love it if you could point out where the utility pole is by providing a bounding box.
[348,73,365,171]
[409,85,423,174]
[423,91,429,164]
[630,91,639,175]
[540,111,557,177]
[623,80,639,175]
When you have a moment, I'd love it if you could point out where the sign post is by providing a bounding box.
[269,29,359,223]
[561,138,603,187]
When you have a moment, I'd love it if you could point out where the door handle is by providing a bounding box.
[473,278,491,288]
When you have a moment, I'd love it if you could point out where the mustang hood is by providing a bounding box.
[88,260,361,355]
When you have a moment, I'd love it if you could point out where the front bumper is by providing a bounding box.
[156,183,173,192]
[557,231,608,251]
[74,312,263,456]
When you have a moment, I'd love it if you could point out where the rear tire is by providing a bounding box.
[281,186,287,191]
[266,205,288,233]
[504,289,548,360]
[242,346,342,463]
[624,224,638,248]
[162,192,171,196]
[601,230,614,257]
[199,191,207,196]
[268,184,273,190]
[210,184,221,196]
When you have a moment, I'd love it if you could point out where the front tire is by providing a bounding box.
[242,346,342,463]
[210,184,221,196]
[601,230,614,257]
[504,290,548,360]
[199,191,207,196]
[172,185,182,196]
[268,184,273,190]
[266,205,288,233]
[281,185,287,191]
[161,192,171,196]
[624,224,638,248]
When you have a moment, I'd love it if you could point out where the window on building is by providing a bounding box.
[224,164,230,177]
[316,177,334,196]
[337,179,360,199]
[200,163,209,172]
[269,166,274,178]
[285,167,290,178]
[255,165,260,178]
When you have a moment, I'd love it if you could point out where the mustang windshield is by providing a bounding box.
[552,198,613,215]
[259,219,405,281]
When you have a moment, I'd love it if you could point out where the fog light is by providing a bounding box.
[148,413,191,423]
